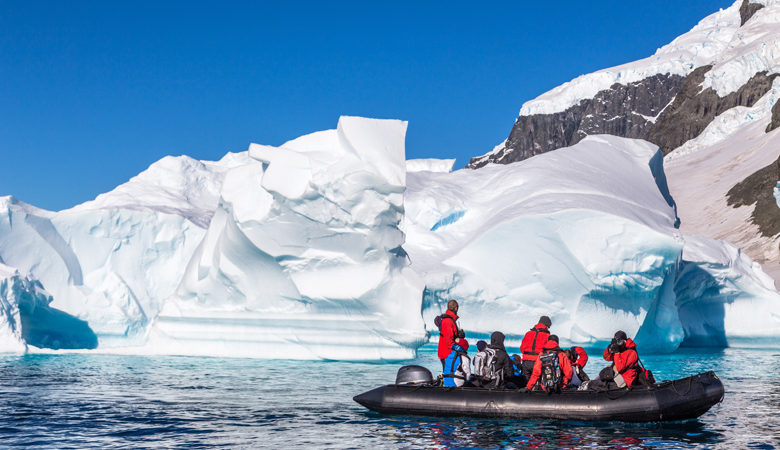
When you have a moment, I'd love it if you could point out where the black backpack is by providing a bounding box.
[539,351,562,393]
[433,314,452,331]
[434,314,463,338]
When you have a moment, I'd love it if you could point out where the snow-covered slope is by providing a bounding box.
[665,83,780,281]
[514,0,779,117]
[467,0,780,288]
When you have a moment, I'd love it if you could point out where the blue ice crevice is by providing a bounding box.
[430,210,465,231]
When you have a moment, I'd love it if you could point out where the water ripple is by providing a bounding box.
[0,347,777,448]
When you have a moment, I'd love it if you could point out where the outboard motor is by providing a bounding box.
[395,365,433,385]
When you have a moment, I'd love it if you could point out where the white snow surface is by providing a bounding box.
[1,118,779,358]
[406,158,456,173]
[514,0,780,118]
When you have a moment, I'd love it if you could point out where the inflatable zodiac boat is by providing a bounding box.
[354,365,724,422]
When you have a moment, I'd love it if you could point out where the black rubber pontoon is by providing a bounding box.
[354,371,724,422]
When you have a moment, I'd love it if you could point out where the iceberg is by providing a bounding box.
[0,118,778,358]
[404,135,780,352]
[144,116,426,360]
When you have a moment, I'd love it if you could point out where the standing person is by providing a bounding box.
[520,316,552,379]
[436,300,460,371]
[525,335,573,392]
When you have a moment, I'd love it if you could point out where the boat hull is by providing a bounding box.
[354,371,724,422]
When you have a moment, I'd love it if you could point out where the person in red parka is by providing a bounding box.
[602,330,639,387]
[525,335,572,391]
[437,300,460,370]
[520,316,551,380]
[565,346,590,386]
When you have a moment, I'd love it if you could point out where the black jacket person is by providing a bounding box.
[488,331,515,386]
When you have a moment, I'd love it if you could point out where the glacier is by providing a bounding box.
[0,117,778,359]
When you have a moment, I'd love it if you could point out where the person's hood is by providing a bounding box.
[490,331,505,349]
[453,339,469,352]
[533,322,549,331]
[445,309,459,321]
[543,340,559,351]
[625,338,637,350]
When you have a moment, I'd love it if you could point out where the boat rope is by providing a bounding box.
[670,376,693,397]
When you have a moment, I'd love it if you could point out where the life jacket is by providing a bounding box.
[472,347,500,384]
[539,350,563,393]
[520,324,550,360]
[443,344,469,387]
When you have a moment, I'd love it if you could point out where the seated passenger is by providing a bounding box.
[603,330,639,388]
[525,335,572,392]
[564,346,590,387]
[510,353,526,386]
[442,338,471,387]
[587,330,653,391]
[520,316,552,380]
[472,332,514,388]
[488,331,516,388]
[470,340,490,386]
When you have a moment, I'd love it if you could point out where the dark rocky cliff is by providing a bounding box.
[647,68,779,154]
[468,68,778,167]
[740,0,764,26]
[726,154,780,238]
[767,98,780,133]
[468,74,682,168]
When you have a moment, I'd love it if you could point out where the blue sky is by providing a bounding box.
[1,0,734,211]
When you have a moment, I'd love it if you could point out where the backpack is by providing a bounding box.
[632,360,656,386]
[472,347,499,382]
[443,347,469,387]
[539,351,562,393]
[434,314,457,332]
[511,354,523,377]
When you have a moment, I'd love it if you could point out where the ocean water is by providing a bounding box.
[0,345,778,449]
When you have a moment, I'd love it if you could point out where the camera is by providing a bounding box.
[609,338,625,353]
[457,329,465,339]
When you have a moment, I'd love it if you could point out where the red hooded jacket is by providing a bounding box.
[437,310,459,360]
[520,323,550,362]
[571,346,588,369]
[526,341,573,390]
[603,338,639,387]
